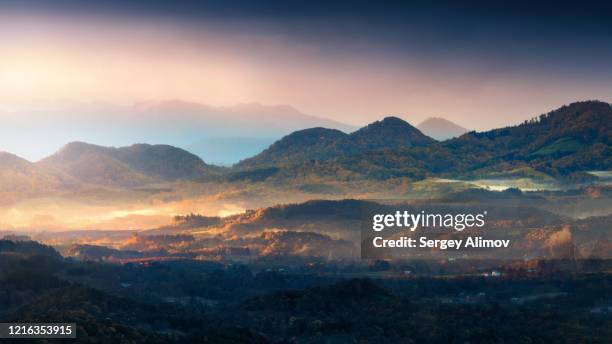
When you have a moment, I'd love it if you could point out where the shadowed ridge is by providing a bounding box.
[349,116,435,148]
[237,127,348,167]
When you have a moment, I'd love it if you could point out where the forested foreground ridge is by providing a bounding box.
[0,239,610,343]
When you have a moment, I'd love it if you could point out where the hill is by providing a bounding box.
[110,143,218,180]
[0,101,609,201]
[0,152,80,202]
[350,116,435,148]
[39,142,218,188]
[0,239,62,260]
[417,117,469,140]
[445,100,612,178]
[236,101,611,182]
[38,142,155,188]
[237,128,350,167]
[238,116,434,168]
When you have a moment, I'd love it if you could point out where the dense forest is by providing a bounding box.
[1,239,610,343]
[232,101,611,183]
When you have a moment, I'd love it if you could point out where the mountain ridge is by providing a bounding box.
[444,100,611,177]
[136,99,358,134]
[0,100,609,197]
[1,99,358,163]
[38,142,219,188]
[237,100,611,181]
[237,116,434,167]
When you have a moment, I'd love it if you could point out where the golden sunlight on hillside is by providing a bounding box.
[0,196,248,231]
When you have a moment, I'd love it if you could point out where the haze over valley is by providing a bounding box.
[0,100,609,232]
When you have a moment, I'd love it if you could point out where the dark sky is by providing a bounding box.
[1,0,611,132]
[5,1,611,60]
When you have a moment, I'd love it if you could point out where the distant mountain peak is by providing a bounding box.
[133,99,208,112]
[230,102,302,115]
[417,117,469,141]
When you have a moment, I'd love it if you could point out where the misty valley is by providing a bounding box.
[0,101,610,343]
[1,1,611,342]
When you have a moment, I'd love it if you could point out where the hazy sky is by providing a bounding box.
[1,1,611,131]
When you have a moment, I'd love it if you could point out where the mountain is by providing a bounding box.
[39,142,218,188]
[445,100,612,177]
[161,101,356,164]
[237,128,350,167]
[0,152,79,202]
[238,116,434,168]
[350,116,435,149]
[38,143,154,188]
[0,100,357,163]
[137,100,357,135]
[417,117,469,140]
[0,141,221,199]
[235,101,611,182]
[109,143,218,180]
[0,152,42,189]
[0,101,609,198]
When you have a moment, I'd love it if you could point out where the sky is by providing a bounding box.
[0,0,611,159]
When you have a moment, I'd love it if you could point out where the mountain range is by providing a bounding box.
[237,116,435,168]
[0,101,610,199]
[0,100,356,163]
[234,101,610,182]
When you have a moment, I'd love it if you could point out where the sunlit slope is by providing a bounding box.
[0,152,81,203]
[38,142,219,188]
